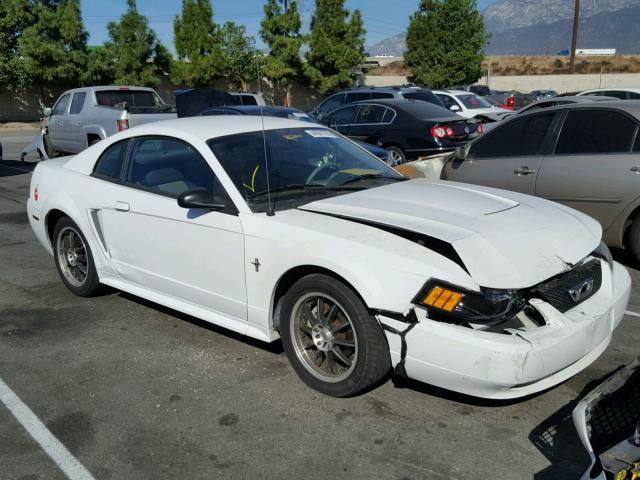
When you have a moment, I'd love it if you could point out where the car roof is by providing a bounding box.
[64,86,157,94]
[118,116,318,141]
[434,90,474,96]
[516,99,640,117]
[580,87,640,94]
[335,85,430,93]
[206,106,303,115]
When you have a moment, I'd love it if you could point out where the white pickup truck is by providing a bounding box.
[22,86,176,160]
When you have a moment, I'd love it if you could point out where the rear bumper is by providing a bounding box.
[380,260,631,399]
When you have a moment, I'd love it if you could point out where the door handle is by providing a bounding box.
[631,166,640,173]
[114,201,130,212]
[513,166,537,175]
[75,121,82,127]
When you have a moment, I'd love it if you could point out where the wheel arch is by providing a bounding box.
[270,265,369,332]
[45,208,70,246]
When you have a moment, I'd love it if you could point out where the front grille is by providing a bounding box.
[587,368,640,453]
[529,259,602,313]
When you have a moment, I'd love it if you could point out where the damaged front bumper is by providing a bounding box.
[573,357,640,480]
[378,260,631,399]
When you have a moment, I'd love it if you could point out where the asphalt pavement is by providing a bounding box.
[1,132,639,480]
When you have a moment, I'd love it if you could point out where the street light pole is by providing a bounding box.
[569,0,580,74]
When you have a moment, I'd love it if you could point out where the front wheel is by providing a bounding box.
[280,274,391,397]
[53,217,102,296]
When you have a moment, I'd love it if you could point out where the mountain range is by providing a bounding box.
[365,0,640,56]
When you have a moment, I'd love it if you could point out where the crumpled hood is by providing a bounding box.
[299,179,602,289]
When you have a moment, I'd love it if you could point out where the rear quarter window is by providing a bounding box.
[555,109,637,154]
[93,140,128,180]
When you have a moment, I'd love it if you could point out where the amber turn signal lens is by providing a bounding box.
[422,286,463,312]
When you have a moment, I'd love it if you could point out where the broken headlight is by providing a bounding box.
[413,279,525,326]
[593,241,613,270]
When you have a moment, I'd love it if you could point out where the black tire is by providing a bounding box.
[627,217,640,264]
[385,146,406,165]
[280,274,391,397]
[43,133,57,158]
[52,217,102,297]
[89,138,101,146]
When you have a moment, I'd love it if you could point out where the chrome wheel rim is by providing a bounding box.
[388,149,404,165]
[56,226,88,287]
[290,293,358,383]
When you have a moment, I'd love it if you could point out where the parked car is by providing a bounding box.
[23,86,176,159]
[27,115,630,399]
[513,95,619,116]
[530,90,558,99]
[442,101,640,260]
[228,91,266,106]
[318,99,483,164]
[309,86,444,120]
[448,84,491,97]
[197,105,393,164]
[489,90,538,110]
[573,357,640,480]
[578,88,640,100]
[175,88,237,117]
[433,90,512,123]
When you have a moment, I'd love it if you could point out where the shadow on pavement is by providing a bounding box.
[116,290,285,355]
[0,160,36,178]
[529,370,620,479]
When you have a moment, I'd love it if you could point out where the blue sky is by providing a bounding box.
[81,0,498,51]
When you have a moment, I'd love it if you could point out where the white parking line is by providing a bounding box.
[625,310,640,318]
[0,376,95,480]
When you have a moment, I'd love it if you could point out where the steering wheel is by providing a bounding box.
[305,163,342,185]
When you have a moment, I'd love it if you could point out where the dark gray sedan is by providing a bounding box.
[442,101,640,261]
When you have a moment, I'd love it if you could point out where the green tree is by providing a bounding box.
[18,0,88,97]
[82,45,115,86]
[105,0,171,87]
[406,0,488,88]
[220,21,262,91]
[306,0,365,94]
[260,0,305,106]
[0,0,33,91]
[172,0,225,87]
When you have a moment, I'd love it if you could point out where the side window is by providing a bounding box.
[555,110,637,154]
[471,112,556,159]
[629,92,640,100]
[345,92,371,103]
[325,105,358,125]
[369,92,394,100]
[634,133,640,152]
[437,94,458,110]
[52,94,70,116]
[69,92,86,115]
[355,104,386,124]
[382,108,396,123]
[316,94,345,117]
[603,90,629,100]
[125,137,216,197]
[240,95,258,105]
[93,140,128,180]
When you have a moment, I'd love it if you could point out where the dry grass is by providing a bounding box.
[367,61,412,76]
[483,55,640,75]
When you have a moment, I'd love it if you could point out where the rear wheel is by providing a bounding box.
[43,133,58,158]
[89,137,101,146]
[385,146,406,166]
[280,274,391,397]
[626,217,640,264]
[53,217,101,296]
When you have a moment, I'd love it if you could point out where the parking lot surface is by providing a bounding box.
[1,132,640,480]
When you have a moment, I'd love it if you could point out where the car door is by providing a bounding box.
[95,136,247,321]
[436,94,462,114]
[535,108,640,230]
[319,105,359,137]
[444,111,558,195]
[48,93,71,151]
[348,103,390,144]
[67,92,87,152]
[313,93,345,119]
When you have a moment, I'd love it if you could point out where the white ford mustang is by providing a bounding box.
[27,116,631,399]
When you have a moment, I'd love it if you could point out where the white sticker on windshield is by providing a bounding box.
[292,112,310,118]
[305,129,337,138]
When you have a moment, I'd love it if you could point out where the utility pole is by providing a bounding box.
[569,0,580,74]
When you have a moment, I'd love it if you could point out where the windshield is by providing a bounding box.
[457,94,493,109]
[208,128,404,213]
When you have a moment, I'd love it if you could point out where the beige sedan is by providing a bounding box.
[442,101,640,261]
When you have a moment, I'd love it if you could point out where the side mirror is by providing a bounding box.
[449,105,461,112]
[177,187,225,210]
[43,107,52,117]
[453,146,468,161]
[326,117,336,129]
